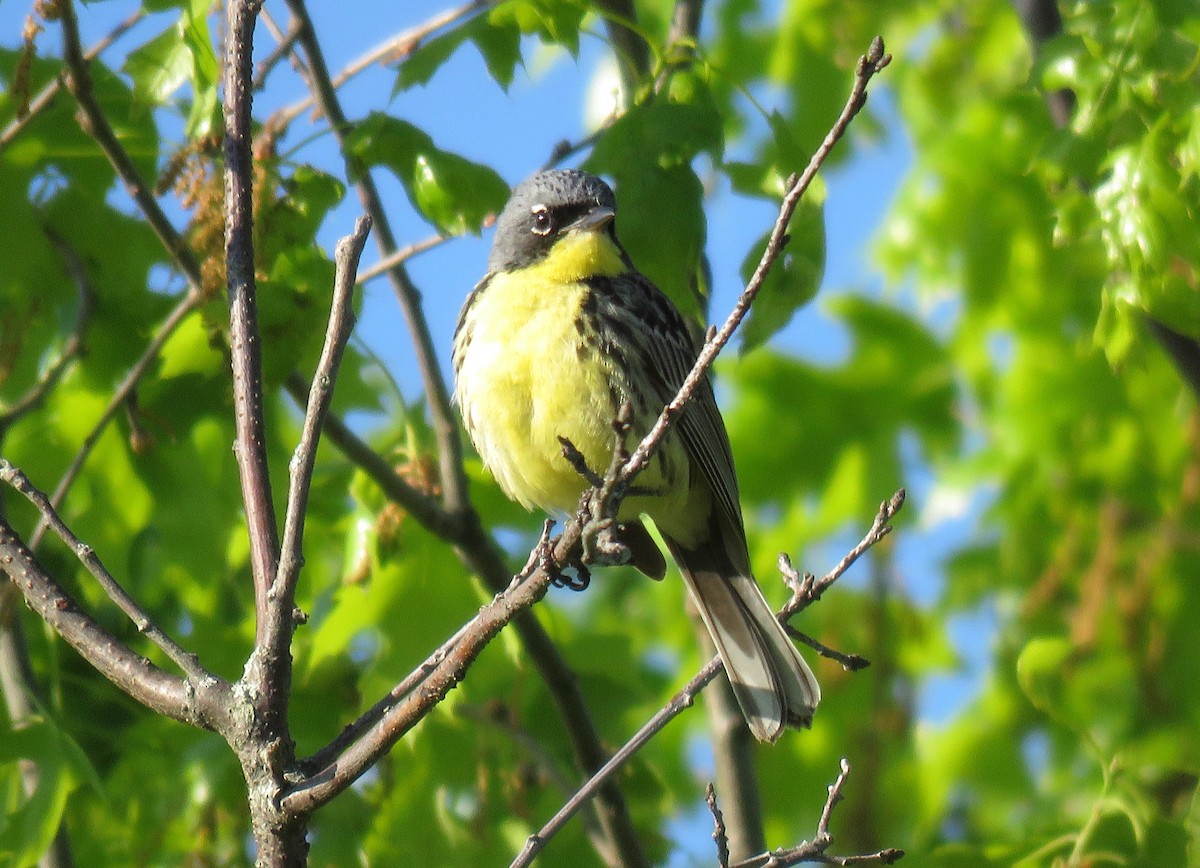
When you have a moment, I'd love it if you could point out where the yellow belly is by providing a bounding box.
[455,274,689,521]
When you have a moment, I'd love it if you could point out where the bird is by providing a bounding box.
[452,168,819,742]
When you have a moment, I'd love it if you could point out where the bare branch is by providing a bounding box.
[29,293,202,553]
[2,463,213,684]
[0,9,144,154]
[786,627,871,672]
[266,216,372,671]
[725,760,905,867]
[270,0,496,131]
[781,488,906,618]
[277,216,371,585]
[512,485,901,865]
[223,0,281,623]
[0,466,232,730]
[618,38,891,494]
[707,783,731,868]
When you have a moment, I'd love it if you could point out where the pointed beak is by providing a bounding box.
[571,206,615,233]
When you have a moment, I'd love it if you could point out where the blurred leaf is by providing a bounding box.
[123,26,192,106]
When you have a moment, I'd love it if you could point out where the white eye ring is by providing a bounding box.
[530,204,553,236]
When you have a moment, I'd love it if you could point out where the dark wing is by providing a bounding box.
[451,271,494,380]
[592,272,749,569]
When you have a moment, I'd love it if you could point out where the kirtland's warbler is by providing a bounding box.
[453,169,819,742]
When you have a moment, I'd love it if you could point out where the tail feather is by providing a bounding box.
[668,539,820,743]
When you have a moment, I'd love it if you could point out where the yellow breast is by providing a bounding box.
[455,230,686,517]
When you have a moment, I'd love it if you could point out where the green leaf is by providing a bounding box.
[1016,637,1075,718]
[394,27,471,92]
[346,114,508,235]
[470,14,523,89]
[123,26,193,106]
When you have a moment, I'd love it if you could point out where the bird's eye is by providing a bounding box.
[530,205,553,236]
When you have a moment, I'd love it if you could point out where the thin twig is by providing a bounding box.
[619,37,891,492]
[706,783,731,868]
[0,232,94,432]
[270,0,495,130]
[786,627,871,672]
[725,760,905,867]
[268,216,371,670]
[0,9,144,154]
[277,216,371,584]
[781,488,906,618]
[355,232,448,286]
[29,293,202,552]
[0,467,233,731]
[2,463,212,683]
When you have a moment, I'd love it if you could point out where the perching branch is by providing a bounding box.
[509,37,893,865]
[716,760,905,867]
[511,485,904,867]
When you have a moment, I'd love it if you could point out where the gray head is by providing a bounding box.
[487,169,619,273]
